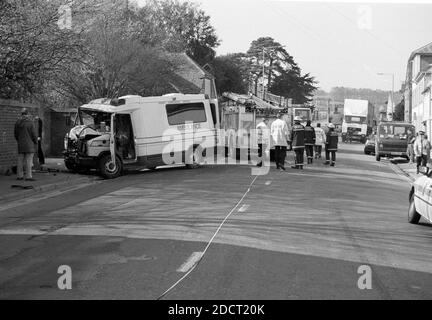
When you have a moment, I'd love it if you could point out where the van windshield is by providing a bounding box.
[378,124,413,140]
[78,109,112,132]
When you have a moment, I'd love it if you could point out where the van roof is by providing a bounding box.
[80,93,208,113]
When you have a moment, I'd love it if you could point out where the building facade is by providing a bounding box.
[404,43,432,139]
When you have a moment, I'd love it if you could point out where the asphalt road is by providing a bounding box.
[0,143,431,300]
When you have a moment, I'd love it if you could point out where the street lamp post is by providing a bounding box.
[377,72,395,120]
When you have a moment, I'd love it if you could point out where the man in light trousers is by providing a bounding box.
[14,108,38,181]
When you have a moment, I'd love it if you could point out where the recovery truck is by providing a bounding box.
[341,99,374,143]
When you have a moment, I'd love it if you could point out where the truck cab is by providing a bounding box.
[341,99,373,143]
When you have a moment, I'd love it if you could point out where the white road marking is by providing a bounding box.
[238,204,249,212]
[177,252,203,273]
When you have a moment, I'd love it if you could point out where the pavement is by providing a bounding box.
[0,158,102,203]
[394,160,422,181]
[0,143,431,300]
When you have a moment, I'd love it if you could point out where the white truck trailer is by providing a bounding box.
[341,99,374,143]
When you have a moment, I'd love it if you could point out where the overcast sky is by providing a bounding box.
[136,0,432,92]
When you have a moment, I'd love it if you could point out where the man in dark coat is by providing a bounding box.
[325,123,339,167]
[14,108,37,181]
[304,120,316,164]
[290,116,305,170]
[35,116,45,165]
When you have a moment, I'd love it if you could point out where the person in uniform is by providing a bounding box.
[314,123,326,159]
[256,117,269,167]
[324,123,338,167]
[270,113,289,171]
[290,116,305,170]
[304,120,316,164]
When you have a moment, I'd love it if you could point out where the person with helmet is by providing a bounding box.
[304,120,316,164]
[290,116,305,169]
[325,123,338,167]
[270,113,289,171]
[314,123,326,159]
[256,117,269,167]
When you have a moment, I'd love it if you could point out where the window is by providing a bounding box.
[345,116,366,124]
[379,125,414,139]
[166,102,207,125]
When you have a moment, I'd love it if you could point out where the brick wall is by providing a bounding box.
[0,99,40,174]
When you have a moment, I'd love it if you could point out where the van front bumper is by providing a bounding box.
[63,151,97,168]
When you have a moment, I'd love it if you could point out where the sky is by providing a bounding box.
[136,0,432,92]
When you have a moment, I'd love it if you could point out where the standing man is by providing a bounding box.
[406,129,415,163]
[14,108,37,181]
[324,123,338,167]
[35,116,45,166]
[314,123,326,159]
[290,116,305,170]
[256,117,269,167]
[414,131,431,174]
[304,120,316,164]
[271,113,289,171]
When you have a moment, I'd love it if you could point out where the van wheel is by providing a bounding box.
[99,154,122,179]
[65,160,78,172]
[65,160,88,173]
[186,147,203,169]
[375,153,381,161]
[408,194,421,224]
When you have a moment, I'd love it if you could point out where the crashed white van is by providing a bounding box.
[63,94,220,178]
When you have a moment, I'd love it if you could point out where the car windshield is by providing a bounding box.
[378,125,413,140]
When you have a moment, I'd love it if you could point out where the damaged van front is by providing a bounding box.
[63,99,120,178]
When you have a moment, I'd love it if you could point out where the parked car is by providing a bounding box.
[375,121,414,161]
[364,134,375,155]
[408,166,432,224]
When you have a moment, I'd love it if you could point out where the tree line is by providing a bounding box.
[0,0,317,108]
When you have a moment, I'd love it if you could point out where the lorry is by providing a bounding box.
[63,94,219,179]
[341,99,374,143]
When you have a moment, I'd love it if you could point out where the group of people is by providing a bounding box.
[256,114,339,171]
[407,129,432,174]
[13,108,45,181]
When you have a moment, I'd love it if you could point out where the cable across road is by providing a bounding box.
[157,174,260,300]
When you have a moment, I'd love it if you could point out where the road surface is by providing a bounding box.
[0,143,431,300]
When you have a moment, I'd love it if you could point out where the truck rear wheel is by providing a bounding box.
[99,154,123,179]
